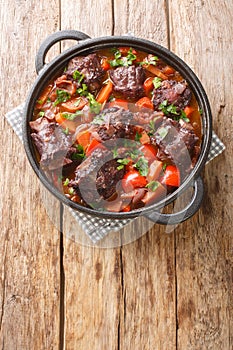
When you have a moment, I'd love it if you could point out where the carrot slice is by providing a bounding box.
[55,113,76,133]
[108,98,128,110]
[139,131,150,145]
[184,106,195,117]
[76,130,91,150]
[163,65,175,75]
[135,97,154,110]
[144,64,168,80]
[143,77,154,94]
[96,81,113,104]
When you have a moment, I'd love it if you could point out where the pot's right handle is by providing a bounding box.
[144,176,204,225]
[35,30,91,74]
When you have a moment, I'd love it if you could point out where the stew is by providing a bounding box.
[30,47,202,212]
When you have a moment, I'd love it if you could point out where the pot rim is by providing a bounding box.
[23,35,212,220]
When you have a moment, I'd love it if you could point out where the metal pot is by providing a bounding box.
[23,30,212,225]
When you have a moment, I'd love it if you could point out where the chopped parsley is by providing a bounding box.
[37,99,43,105]
[135,131,142,141]
[92,113,105,125]
[157,126,168,139]
[146,180,160,191]
[77,84,101,114]
[72,70,84,83]
[112,147,118,158]
[162,163,167,172]
[62,127,69,135]
[117,158,130,170]
[133,157,149,176]
[54,89,71,106]
[71,144,85,161]
[110,47,137,67]
[69,188,74,195]
[180,110,190,122]
[62,111,83,120]
[63,178,69,186]
[38,111,45,117]
[159,100,190,122]
[153,77,162,89]
[139,55,158,66]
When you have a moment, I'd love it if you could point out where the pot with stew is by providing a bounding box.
[23,30,212,224]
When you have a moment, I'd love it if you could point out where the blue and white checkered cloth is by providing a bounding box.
[5,103,225,243]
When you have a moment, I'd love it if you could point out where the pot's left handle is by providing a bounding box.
[35,30,91,74]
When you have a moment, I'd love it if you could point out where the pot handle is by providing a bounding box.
[35,30,91,74]
[144,176,204,225]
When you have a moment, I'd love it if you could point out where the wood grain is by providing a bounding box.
[114,1,177,349]
[169,0,233,349]
[60,1,121,349]
[0,1,61,349]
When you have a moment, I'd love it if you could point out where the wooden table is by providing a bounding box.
[1,1,232,349]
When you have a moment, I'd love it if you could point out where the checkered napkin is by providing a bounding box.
[5,103,225,243]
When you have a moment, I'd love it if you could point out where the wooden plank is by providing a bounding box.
[169,1,233,349]
[0,1,61,349]
[60,1,122,349]
[114,1,177,349]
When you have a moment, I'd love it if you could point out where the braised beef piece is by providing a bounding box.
[109,65,145,99]
[72,148,124,205]
[66,53,105,92]
[92,107,139,141]
[151,117,199,176]
[31,122,74,170]
[96,159,125,199]
[152,80,192,110]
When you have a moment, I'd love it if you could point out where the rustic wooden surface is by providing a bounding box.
[0,0,232,349]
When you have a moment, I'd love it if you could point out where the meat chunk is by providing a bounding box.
[31,122,74,170]
[66,53,105,92]
[151,117,199,176]
[91,107,139,141]
[96,159,125,199]
[72,148,124,205]
[152,80,192,110]
[109,65,145,99]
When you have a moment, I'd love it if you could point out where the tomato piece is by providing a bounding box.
[161,165,180,187]
[119,47,137,55]
[86,139,104,156]
[140,144,158,162]
[135,97,154,110]
[122,170,147,193]
[101,58,111,70]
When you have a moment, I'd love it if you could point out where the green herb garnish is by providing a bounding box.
[135,131,142,142]
[146,180,160,191]
[157,126,168,139]
[139,55,158,66]
[63,178,69,186]
[72,70,84,83]
[62,127,69,135]
[133,157,149,176]
[77,84,101,114]
[54,89,71,106]
[110,47,137,67]
[38,111,45,117]
[71,144,85,161]
[62,111,83,121]
[117,158,130,170]
[153,77,162,89]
